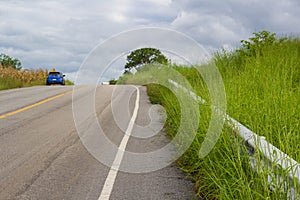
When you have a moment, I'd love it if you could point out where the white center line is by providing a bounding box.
[98,85,140,200]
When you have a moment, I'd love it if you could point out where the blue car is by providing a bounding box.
[46,72,65,85]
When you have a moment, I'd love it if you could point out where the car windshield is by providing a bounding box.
[49,72,60,76]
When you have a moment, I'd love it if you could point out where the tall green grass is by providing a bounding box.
[146,83,286,199]
[118,34,300,199]
[0,77,23,90]
[215,38,300,161]
[0,77,48,90]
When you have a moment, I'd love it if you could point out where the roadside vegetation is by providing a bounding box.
[0,53,73,90]
[118,31,300,199]
[0,64,48,90]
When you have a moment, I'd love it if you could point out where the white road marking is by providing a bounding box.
[98,85,140,200]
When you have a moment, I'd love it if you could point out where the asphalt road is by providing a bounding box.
[0,85,196,200]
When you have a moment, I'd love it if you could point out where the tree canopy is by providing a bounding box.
[0,53,22,70]
[124,47,168,74]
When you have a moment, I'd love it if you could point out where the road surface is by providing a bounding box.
[0,85,196,199]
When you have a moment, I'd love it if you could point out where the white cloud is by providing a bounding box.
[171,11,244,50]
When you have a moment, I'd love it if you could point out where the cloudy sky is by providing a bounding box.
[0,0,299,82]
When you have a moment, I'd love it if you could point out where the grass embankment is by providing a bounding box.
[118,34,300,199]
[215,38,300,161]
[0,66,73,90]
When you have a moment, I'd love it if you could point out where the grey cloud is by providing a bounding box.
[171,12,244,48]
[0,0,299,83]
[124,1,177,24]
[171,0,300,49]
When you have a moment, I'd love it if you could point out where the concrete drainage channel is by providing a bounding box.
[168,79,300,200]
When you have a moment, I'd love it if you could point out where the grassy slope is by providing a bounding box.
[118,38,300,199]
[215,38,300,161]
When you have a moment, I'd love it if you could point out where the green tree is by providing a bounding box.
[237,30,286,57]
[0,53,22,70]
[124,47,168,74]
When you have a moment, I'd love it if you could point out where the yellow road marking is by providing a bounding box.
[0,89,73,119]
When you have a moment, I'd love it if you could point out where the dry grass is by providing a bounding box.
[0,65,48,90]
